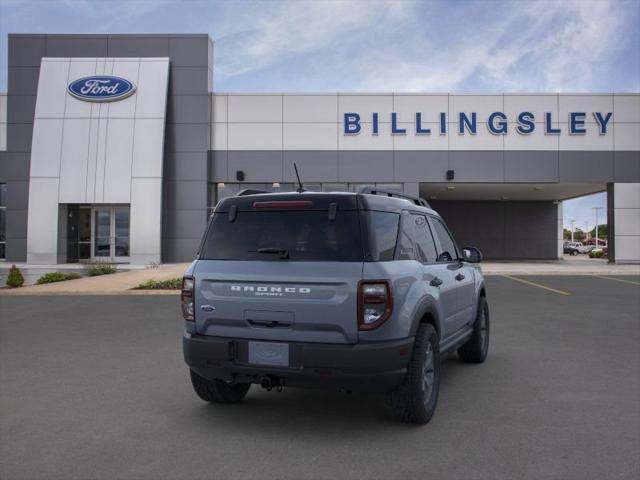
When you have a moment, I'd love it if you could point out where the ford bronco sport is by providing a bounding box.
[182,188,489,424]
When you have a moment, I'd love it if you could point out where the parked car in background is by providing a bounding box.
[564,242,583,255]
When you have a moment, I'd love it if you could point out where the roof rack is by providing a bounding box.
[236,189,268,196]
[360,188,431,208]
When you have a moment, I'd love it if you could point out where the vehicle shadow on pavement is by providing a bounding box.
[183,355,472,435]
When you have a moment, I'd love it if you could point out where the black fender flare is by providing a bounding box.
[409,297,442,339]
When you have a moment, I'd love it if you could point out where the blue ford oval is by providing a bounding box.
[67,76,136,102]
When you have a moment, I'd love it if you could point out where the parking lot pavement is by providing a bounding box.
[1,276,638,480]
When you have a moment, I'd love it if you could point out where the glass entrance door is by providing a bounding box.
[92,206,130,263]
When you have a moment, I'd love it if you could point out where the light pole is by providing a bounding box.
[584,222,590,242]
[570,219,576,242]
[593,206,604,248]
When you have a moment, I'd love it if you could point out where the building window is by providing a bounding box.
[207,182,404,214]
[0,183,6,259]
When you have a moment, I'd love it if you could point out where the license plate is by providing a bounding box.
[248,341,289,367]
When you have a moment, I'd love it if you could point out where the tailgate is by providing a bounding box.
[193,260,363,344]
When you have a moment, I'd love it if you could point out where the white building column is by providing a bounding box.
[611,183,640,263]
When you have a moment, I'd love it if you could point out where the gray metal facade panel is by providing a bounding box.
[169,67,211,95]
[45,35,109,57]
[5,237,26,260]
[614,151,640,182]
[431,200,558,260]
[7,67,40,95]
[165,152,209,182]
[166,94,210,124]
[8,35,45,67]
[559,151,614,182]
[5,179,28,210]
[208,151,229,182]
[227,151,284,182]
[607,183,615,261]
[169,37,211,67]
[449,151,504,182]
[504,150,559,182]
[6,208,28,240]
[162,208,208,239]
[162,237,202,262]
[283,151,339,182]
[338,150,394,182]
[6,95,36,124]
[6,123,33,153]
[163,180,208,211]
[106,35,170,57]
[394,151,449,182]
[0,152,30,181]
[165,124,210,153]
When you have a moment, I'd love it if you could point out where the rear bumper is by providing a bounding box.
[183,333,414,393]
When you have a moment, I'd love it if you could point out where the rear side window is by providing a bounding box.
[201,211,363,261]
[363,211,399,261]
[398,213,438,262]
[430,217,459,262]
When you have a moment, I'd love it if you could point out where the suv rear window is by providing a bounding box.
[201,211,363,261]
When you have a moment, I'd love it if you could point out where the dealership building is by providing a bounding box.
[0,33,638,264]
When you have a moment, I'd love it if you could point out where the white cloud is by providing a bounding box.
[348,0,629,92]
[213,0,636,92]
[213,0,413,79]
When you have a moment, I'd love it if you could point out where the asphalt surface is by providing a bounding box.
[1,275,639,480]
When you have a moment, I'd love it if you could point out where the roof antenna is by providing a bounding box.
[293,162,305,193]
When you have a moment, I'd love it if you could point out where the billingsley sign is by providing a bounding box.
[343,111,613,136]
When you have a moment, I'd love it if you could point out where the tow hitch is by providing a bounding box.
[260,376,284,392]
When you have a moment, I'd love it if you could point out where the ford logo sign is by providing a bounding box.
[67,76,136,102]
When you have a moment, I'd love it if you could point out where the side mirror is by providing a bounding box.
[462,246,482,263]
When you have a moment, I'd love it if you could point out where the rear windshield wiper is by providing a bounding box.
[249,247,290,260]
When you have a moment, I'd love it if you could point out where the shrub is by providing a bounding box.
[6,265,25,288]
[133,278,182,290]
[589,250,606,259]
[36,272,83,285]
[85,262,117,276]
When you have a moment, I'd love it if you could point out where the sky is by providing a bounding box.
[1,0,638,228]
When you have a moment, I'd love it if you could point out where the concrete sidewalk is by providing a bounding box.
[0,263,189,295]
[480,257,640,276]
[0,258,638,295]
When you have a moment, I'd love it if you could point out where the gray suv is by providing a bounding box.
[182,188,489,424]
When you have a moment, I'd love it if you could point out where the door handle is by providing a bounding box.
[455,273,466,281]
[430,277,443,287]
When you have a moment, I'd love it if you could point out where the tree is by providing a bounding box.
[573,228,586,242]
[589,224,607,239]
[563,228,572,240]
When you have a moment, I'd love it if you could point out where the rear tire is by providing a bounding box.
[386,324,440,425]
[458,296,490,363]
[189,369,251,404]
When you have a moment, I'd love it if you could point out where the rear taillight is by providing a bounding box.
[358,280,393,330]
[181,276,195,321]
